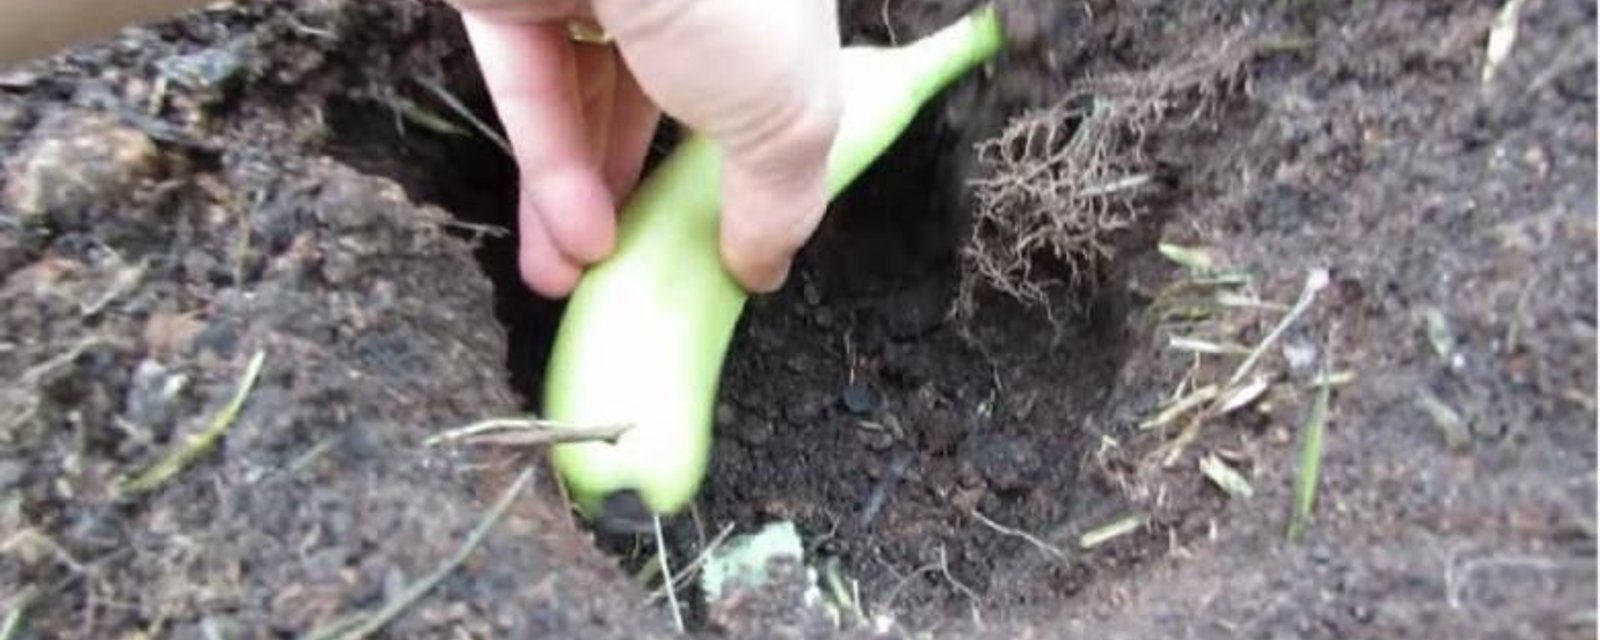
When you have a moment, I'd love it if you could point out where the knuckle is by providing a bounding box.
[768,92,842,162]
[724,216,805,267]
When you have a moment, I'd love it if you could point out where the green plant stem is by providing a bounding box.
[1287,363,1332,542]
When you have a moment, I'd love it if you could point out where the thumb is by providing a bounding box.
[592,0,842,293]
[717,100,840,293]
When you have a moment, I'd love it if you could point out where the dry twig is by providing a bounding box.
[653,516,685,633]
[970,510,1067,563]
[426,418,630,448]
[646,523,736,604]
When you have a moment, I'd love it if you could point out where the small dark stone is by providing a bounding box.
[206,259,237,286]
[841,382,879,415]
[1310,544,1333,565]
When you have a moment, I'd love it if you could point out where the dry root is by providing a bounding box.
[957,31,1251,321]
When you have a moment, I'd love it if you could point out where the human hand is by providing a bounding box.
[452,0,842,297]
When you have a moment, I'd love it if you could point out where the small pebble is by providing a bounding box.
[1310,544,1333,564]
[841,382,879,415]
[122,359,187,433]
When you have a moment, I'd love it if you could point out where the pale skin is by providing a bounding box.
[0,0,843,297]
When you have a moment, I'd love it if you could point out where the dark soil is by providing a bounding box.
[1,0,1593,638]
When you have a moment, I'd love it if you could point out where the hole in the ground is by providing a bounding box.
[320,48,1155,630]
[699,105,1147,622]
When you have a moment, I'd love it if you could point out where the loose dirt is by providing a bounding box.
[1,0,1592,638]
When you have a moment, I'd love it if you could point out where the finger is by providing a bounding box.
[517,200,584,297]
[572,44,617,167]
[718,168,823,292]
[717,97,839,292]
[592,0,842,292]
[601,62,661,197]
[462,16,616,268]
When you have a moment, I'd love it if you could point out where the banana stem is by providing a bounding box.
[545,6,1007,518]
